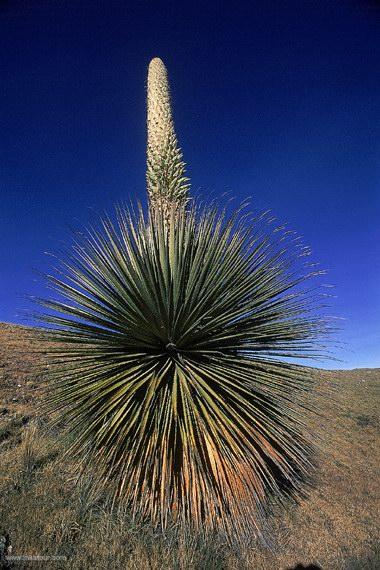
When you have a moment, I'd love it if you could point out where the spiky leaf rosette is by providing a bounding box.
[147,57,190,215]
[39,203,327,543]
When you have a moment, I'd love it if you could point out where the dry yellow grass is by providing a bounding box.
[0,323,379,569]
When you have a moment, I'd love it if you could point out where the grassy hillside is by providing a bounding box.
[0,323,379,569]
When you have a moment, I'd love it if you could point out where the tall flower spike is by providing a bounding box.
[147,57,190,217]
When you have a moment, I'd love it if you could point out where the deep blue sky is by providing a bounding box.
[1,1,379,368]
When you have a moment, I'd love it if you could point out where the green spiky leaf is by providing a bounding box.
[38,203,329,542]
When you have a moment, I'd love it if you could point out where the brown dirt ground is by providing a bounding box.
[0,323,379,569]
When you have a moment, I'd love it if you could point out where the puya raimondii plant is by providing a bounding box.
[39,57,329,544]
